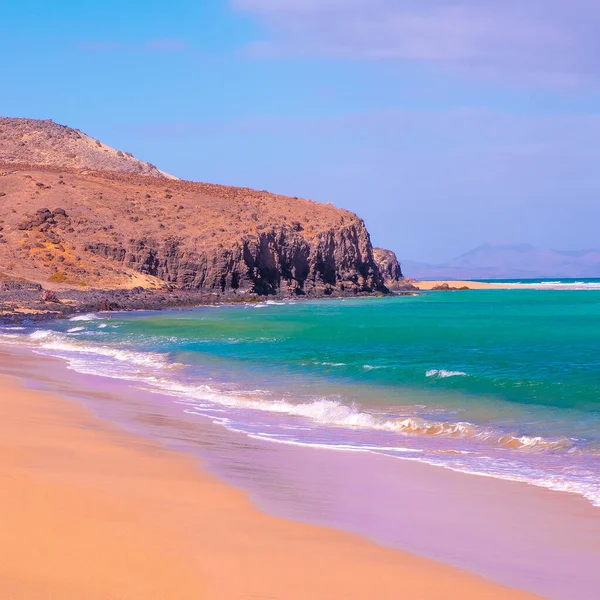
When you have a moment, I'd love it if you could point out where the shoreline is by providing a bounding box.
[3,277,596,325]
[416,279,600,289]
[0,348,545,600]
[1,285,414,325]
[417,279,530,289]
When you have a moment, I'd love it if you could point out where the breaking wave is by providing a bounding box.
[426,369,468,378]
[0,322,596,507]
[5,329,175,372]
[0,329,572,455]
[68,313,104,322]
[152,381,571,452]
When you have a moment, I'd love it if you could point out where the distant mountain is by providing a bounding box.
[403,243,600,280]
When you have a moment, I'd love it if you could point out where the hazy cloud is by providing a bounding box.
[233,0,600,85]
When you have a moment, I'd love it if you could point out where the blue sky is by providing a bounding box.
[2,0,600,263]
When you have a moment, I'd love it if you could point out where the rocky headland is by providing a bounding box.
[0,118,413,321]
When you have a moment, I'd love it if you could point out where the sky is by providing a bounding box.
[2,0,600,263]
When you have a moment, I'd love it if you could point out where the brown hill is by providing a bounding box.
[0,118,176,178]
[0,164,404,299]
[0,118,410,318]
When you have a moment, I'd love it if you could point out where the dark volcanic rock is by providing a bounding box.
[431,282,470,291]
[86,221,389,297]
[41,289,60,303]
[1,280,43,292]
[373,247,418,291]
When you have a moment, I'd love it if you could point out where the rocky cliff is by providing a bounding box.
[85,218,384,296]
[373,248,417,291]
[0,164,406,302]
[0,118,411,316]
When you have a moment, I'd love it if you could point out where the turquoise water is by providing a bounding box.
[477,278,600,288]
[2,290,600,505]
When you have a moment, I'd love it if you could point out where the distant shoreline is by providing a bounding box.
[417,279,600,290]
[417,280,527,290]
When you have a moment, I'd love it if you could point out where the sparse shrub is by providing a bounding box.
[48,271,68,283]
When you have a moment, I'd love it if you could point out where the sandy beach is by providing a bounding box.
[416,280,526,290]
[0,348,544,600]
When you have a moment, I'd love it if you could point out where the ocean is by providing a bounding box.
[476,277,600,289]
[2,287,599,508]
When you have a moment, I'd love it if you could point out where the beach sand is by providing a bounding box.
[417,280,525,290]
[0,351,544,600]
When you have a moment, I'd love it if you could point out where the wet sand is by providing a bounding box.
[0,349,544,600]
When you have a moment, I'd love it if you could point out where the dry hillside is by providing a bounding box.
[0,118,410,319]
[0,164,405,297]
[0,118,175,178]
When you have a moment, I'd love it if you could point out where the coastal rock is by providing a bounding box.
[373,247,418,291]
[85,220,387,296]
[430,282,470,291]
[0,280,43,292]
[41,289,60,303]
[0,117,407,305]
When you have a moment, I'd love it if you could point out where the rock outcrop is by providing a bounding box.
[373,248,417,291]
[430,282,470,291]
[85,220,385,296]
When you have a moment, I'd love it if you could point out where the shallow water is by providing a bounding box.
[2,290,600,507]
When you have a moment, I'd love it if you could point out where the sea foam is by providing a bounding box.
[151,379,571,452]
[68,313,104,321]
[426,369,468,378]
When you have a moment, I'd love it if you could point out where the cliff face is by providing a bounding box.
[0,165,403,298]
[372,248,417,291]
[0,118,175,178]
[86,221,384,296]
[373,248,402,286]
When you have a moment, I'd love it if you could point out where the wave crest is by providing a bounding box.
[426,369,468,378]
[68,313,104,322]
[22,330,174,371]
[159,382,570,452]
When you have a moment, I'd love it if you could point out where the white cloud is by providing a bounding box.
[232,0,600,85]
